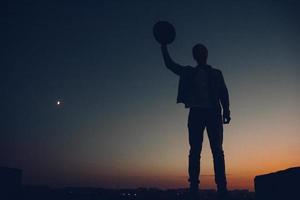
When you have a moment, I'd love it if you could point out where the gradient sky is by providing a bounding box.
[1,0,300,190]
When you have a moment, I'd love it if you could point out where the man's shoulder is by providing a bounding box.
[209,67,224,81]
[210,66,222,74]
[182,65,223,75]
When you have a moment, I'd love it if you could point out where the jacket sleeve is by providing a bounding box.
[161,45,186,75]
[218,71,230,114]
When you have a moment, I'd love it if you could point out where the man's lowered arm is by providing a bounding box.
[219,72,231,124]
[161,45,185,75]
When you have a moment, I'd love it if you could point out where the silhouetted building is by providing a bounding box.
[255,167,300,200]
[0,167,22,200]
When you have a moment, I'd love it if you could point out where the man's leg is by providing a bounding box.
[206,111,228,198]
[188,108,205,195]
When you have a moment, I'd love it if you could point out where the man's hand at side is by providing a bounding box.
[223,110,231,124]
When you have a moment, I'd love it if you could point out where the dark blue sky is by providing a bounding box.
[1,0,300,189]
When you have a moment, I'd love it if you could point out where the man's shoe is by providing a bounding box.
[188,182,200,200]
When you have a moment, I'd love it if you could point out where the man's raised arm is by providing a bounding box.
[161,45,185,75]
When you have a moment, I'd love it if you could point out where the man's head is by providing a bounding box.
[192,44,208,64]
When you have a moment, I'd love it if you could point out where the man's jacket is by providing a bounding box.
[174,65,229,112]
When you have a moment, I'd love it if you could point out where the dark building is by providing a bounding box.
[0,167,22,200]
[255,167,300,200]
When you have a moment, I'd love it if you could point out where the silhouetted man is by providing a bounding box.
[161,44,231,200]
